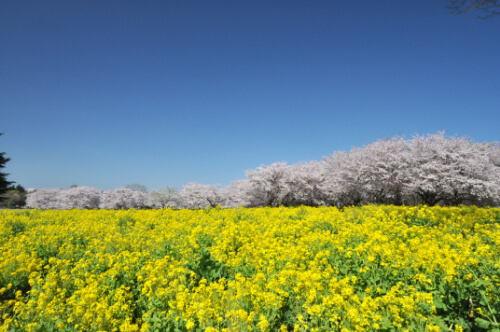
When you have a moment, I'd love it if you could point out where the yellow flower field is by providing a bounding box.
[1,206,500,331]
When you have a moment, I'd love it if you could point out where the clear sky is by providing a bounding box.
[1,0,499,191]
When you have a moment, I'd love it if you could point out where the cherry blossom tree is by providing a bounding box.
[58,186,102,209]
[284,161,328,206]
[26,188,65,209]
[125,183,148,193]
[24,131,500,210]
[243,161,327,207]
[324,136,410,206]
[323,150,363,206]
[99,188,147,209]
[219,179,252,208]
[406,133,500,206]
[178,182,223,209]
[245,162,295,207]
[356,136,410,205]
[26,187,101,209]
[148,186,179,208]
[490,145,500,167]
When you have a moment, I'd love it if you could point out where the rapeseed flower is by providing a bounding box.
[1,206,499,331]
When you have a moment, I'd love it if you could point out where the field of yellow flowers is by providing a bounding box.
[1,206,500,332]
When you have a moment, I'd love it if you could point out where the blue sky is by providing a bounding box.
[1,0,499,190]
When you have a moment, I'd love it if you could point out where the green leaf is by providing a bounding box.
[433,294,448,310]
[475,318,491,329]
[151,313,161,323]
[380,316,393,329]
[438,283,445,294]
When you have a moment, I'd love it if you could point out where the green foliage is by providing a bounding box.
[3,220,26,237]
[2,190,26,209]
[185,248,229,288]
[0,133,18,204]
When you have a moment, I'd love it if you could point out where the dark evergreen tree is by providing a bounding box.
[0,133,14,197]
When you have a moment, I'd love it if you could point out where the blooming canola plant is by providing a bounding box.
[1,205,500,331]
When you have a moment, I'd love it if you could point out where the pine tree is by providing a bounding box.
[0,133,14,196]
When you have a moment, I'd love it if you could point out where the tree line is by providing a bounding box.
[25,132,500,209]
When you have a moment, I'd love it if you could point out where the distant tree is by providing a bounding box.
[11,184,26,193]
[22,131,498,209]
[324,137,410,207]
[219,180,252,208]
[245,162,295,207]
[490,145,500,167]
[0,133,15,197]
[446,0,500,18]
[26,186,151,209]
[357,136,410,205]
[288,161,329,207]
[4,191,26,208]
[405,132,500,206]
[125,183,148,193]
[100,188,147,209]
[323,150,364,207]
[59,186,102,209]
[1,184,27,209]
[219,161,328,208]
[323,133,499,207]
[26,187,102,209]
[148,186,179,208]
[26,188,65,209]
[178,182,223,209]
